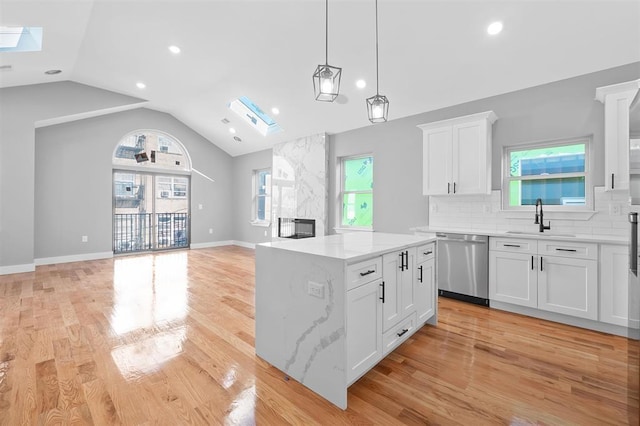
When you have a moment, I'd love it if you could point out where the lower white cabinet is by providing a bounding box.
[416,243,436,323]
[538,255,598,320]
[600,244,639,328]
[346,278,383,384]
[489,237,598,320]
[382,248,415,331]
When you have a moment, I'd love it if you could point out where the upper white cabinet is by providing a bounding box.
[595,79,640,192]
[419,111,498,195]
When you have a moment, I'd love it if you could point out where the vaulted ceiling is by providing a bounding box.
[1,0,639,156]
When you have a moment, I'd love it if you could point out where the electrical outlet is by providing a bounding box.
[308,281,324,299]
[610,204,621,215]
[81,235,88,243]
[264,230,268,236]
[198,204,203,210]
[430,203,438,213]
[209,228,213,234]
[483,204,491,214]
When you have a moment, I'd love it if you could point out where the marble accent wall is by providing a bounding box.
[271,133,328,239]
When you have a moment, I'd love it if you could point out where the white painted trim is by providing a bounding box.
[0,263,36,275]
[190,240,234,249]
[34,102,148,128]
[35,251,114,266]
[417,110,498,130]
[595,79,640,103]
[232,240,256,249]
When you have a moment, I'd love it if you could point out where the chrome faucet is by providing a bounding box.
[534,198,551,232]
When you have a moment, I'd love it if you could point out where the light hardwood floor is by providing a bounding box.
[0,246,638,425]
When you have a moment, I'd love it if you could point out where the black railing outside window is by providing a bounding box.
[114,213,189,253]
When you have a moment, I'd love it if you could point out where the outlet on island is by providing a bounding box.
[81,235,88,243]
[308,281,325,299]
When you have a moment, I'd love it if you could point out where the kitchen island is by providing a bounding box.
[255,232,438,409]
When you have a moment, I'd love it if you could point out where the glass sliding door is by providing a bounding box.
[113,171,190,254]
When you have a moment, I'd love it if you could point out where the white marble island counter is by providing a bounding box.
[255,232,438,409]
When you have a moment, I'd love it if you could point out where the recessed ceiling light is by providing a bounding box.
[168,45,181,54]
[271,107,280,115]
[233,136,242,142]
[356,79,367,89]
[487,21,503,35]
[44,69,62,75]
[229,127,236,134]
[136,82,146,89]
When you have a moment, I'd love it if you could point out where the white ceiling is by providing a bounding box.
[1,0,639,157]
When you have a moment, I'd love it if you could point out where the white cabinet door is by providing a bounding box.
[538,256,598,320]
[422,126,452,195]
[346,279,383,384]
[416,257,435,324]
[452,119,489,195]
[600,245,639,328]
[489,250,537,308]
[400,248,416,317]
[382,251,403,331]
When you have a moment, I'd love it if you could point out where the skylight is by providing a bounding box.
[228,96,282,136]
[0,26,43,52]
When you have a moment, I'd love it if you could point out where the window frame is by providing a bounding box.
[339,154,374,230]
[156,176,188,199]
[502,136,592,211]
[252,168,271,225]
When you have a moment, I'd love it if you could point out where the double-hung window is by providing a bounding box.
[340,155,373,228]
[503,137,591,210]
[253,168,271,223]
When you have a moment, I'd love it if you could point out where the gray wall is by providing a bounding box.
[0,81,144,267]
[329,62,640,234]
[232,149,273,244]
[35,108,234,259]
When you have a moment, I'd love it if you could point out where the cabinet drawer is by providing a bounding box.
[416,242,436,264]
[347,257,383,291]
[382,313,417,356]
[490,237,537,254]
[538,240,597,260]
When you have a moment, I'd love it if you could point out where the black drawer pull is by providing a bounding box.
[423,250,433,256]
[397,328,409,337]
[555,248,577,252]
[418,265,423,283]
[359,269,376,276]
[504,244,521,248]
[380,281,385,303]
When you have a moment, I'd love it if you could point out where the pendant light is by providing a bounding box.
[366,0,389,123]
[313,0,342,102]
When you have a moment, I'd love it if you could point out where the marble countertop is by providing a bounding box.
[412,226,628,245]
[259,232,438,262]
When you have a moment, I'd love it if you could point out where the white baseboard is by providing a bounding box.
[0,263,36,275]
[35,251,114,266]
[190,240,256,250]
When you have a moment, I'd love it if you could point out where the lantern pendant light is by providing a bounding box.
[313,0,342,102]
[366,0,389,123]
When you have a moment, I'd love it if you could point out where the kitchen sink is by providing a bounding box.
[505,231,576,238]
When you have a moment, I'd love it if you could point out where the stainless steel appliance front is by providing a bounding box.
[436,232,489,306]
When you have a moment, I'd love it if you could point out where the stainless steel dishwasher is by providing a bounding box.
[436,232,489,306]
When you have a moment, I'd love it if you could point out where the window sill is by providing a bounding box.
[334,227,374,234]
[250,221,271,227]
[498,210,597,221]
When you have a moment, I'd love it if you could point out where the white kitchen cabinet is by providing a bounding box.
[415,243,436,324]
[346,278,383,384]
[489,249,538,308]
[489,237,598,320]
[382,247,416,331]
[419,111,497,196]
[595,79,640,192]
[538,255,598,320]
[600,244,639,328]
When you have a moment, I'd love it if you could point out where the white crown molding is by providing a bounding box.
[417,110,498,130]
[595,79,640,103]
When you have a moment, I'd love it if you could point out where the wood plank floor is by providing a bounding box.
[0,246,638,425]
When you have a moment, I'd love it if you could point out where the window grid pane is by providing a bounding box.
[344,157,373,192]
[509,144,585,177]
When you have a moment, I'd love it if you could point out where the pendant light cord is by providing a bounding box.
[325,0,329,65]
[375,0,379,95]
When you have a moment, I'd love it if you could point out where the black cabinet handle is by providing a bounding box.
[447,183,450,194]
[540,256,543,272]
[419,265,423,283]
[423,250,433,256]
[380,281,385,303]
[612,173,615,189]
[531,255,534,270]
[504,244,521,248]
[405,250,408,270]
[397,328,409,337]
[359,269,376,276]
[555,248,577,252]
[453,182,457,194]
[399,252,404,271]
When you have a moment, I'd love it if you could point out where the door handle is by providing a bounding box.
[612,173,615,189]
[531,255,534,270]
[419,265,423,283]
[379,281,385,303]
[540,256,543,272]
[453,182,457,194]
[447,183,450,194]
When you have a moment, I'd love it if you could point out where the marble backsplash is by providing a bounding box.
[271,133,328,238]
[428,187,631,238]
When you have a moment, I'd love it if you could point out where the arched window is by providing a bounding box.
[113,130,191,172]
